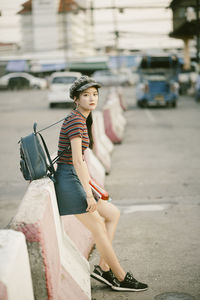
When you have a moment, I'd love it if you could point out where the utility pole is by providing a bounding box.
[90,0,94,27]
[196,0,200,67]
[112,0,120,71]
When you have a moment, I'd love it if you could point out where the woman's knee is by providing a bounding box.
[76,211,107,235]
[115,206,121,219]
[108,205,120,223]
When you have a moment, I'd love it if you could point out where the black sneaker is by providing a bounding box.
[91,265,119,287]
[111,272,148,292]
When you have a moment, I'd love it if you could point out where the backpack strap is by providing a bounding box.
[37,132,56,176]
[36,118,66,134]
[33,122,55,174]
[33,121,71,176]
[51,147,70,165]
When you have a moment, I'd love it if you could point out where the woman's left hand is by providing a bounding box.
[86,196,97,213]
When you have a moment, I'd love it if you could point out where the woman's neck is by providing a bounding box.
[76,108,90,118]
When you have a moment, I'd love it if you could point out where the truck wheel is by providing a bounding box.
[172,101,177,108]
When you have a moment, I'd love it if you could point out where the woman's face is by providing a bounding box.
[75,87,98,112]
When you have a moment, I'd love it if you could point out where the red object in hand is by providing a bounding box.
[89,179,109,200]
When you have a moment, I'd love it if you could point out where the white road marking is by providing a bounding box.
[144,109,156,123]
[121,204,168,214]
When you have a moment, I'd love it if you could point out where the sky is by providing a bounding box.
[0,0,183,51]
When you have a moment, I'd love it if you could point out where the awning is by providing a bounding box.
[6,60,29,72]
[31,62,67,72]
[69,61,108,71]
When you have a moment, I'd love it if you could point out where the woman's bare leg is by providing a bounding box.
[75,210,125,281]
[96,200,120,271]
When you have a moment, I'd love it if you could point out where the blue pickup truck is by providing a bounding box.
[136,55,179,108]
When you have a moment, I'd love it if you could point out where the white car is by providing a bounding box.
[47,71,82,107]
[0,72,47,90]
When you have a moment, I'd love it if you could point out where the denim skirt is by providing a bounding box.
[54,163,88,216]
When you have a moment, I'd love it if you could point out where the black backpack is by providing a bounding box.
[19,119,66,182]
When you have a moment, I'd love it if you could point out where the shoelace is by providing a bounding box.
[107,270,115,279]
[125,272,138,283]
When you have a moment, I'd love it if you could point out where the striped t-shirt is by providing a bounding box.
[57,109,89,165]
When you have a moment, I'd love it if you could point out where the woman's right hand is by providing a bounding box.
[86,196,97,213]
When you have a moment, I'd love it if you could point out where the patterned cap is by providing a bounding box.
[69,75,101,99]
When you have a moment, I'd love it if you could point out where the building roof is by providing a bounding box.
[18,0,82,14]
[58,0,81,13]
[18,0,32,14]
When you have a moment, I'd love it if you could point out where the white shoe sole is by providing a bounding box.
[91,272,112,287]
[112,286,148,292]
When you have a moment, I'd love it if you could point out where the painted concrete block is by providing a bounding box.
[103,89,127,144]
[0,229,34,300]
[93,111,114,154]
[61,215,94,259]
[92,113,111,174]
[84,148,105,188]
[103,108,122,144]
[9,179,91,300]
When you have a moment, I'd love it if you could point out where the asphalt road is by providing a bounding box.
[0,87,200,300]
[89,91,200,299]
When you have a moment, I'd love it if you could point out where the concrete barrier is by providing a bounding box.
[117,87,128,111]
[62,215,94,259]
[109,88,127,128]
[93,111,114,154]
[103,108,122,144]
[103,89,126,144]
[84,148,105,188]
[9,179,91,300]
[92,111,112,174]
[0,229,34,300]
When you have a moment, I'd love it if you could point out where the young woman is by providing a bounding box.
[54,75,148,292]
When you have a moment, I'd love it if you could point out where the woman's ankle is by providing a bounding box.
[99,263,110,272]
[115,271,126,281]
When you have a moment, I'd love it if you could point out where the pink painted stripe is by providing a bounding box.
[62,215,94,259]
[0,282,8,300]
[103,109,122,144]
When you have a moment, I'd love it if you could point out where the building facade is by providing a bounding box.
[18,0,95,59]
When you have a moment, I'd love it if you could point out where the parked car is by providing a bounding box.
[0,72,47,90]
[195,73,200,102]
[47,71,82,108]
[136,55,179,108]
[92,70,129,86]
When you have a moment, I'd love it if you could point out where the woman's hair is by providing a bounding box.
[86,112,94,149]
[73,87,99,149]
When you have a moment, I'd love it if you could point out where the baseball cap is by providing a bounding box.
[69,75,101,99]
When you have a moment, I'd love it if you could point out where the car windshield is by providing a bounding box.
[143,74,166,81]
[94,70,113,76]
[52,76,77,84]
[140,56,178,69]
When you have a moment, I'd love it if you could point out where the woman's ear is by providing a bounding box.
[74,97,79,108]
